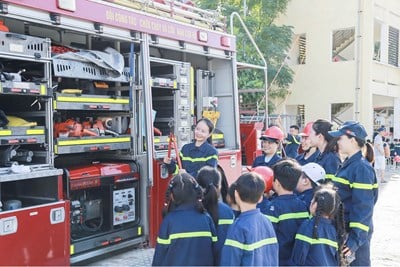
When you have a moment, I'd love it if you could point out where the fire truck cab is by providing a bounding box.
[0,0,245,264]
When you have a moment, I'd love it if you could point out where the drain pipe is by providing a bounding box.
[355,0,363,121]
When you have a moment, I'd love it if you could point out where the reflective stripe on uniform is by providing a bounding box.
[224,237,278,251]
[157,231,217,245]
[180,152,218,162]
[332,176,379,190]
[349,222,370,232]
[325,174,336,180]
[295,234,338,249]
[265,212,310,223]
[218,219,234,225]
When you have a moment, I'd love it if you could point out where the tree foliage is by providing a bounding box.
[194,0,294,113]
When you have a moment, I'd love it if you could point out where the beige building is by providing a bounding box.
[274,0,400,139]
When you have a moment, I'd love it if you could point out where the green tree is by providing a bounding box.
[195,0,294,114]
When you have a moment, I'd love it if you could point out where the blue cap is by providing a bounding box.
[328,121,367,140]
[377,126,386,132]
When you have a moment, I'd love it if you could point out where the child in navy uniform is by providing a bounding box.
[263,158,309,266]
[152,173,217,266]
[220,172,278,266]
[197,166,235,265]
[291,184,346,266]
[296,162,326,211]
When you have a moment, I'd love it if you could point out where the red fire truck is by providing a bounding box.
[0,0,266,264]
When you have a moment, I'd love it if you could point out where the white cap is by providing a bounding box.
[301,163,326,185]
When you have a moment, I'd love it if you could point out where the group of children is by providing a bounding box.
[152,159,345,266]
[152,118,378,266]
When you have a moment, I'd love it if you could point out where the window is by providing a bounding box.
[388,26,399,67]
[288,34,306,65]
[298,34,306,64]
[332,28,355,62]
[373,20,382,61]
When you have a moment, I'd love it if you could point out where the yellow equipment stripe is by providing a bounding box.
[212,133,224,139]
[0,130,12,136]
[224,237,278,251]
[40,84,46,95]
[295,234,338,249]
[57,137,130,146]
[56,96,129,104]
[157,231,217,245]
[26,129,45,135]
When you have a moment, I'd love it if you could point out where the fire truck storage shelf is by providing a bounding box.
[54,93,130,111]
[54,135,131,154]
[0,167,62,182]
[0,31,52,171]
[0,81,49,96]
[52,58,130,82]
[0,126,45,144]
[0,31,51,60]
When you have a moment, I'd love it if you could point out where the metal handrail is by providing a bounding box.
[230,12,268,122]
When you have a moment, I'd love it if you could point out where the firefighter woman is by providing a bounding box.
[252,126,284,168]
[295,121,320,165]
[308,119,341,180]
[328,121,378,266]
[163,118,218,178]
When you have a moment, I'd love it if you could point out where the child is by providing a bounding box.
[152,173,217,266]
[220,172,279,266]
[263,158,309,266]
[296,162,326,211]
[291,184,346,266]
[197,166,235,265]
[226,181,241,218]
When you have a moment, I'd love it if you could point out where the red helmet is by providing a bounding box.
[299,122,314,137]
[251,166,274,193]
[261,126,284,141]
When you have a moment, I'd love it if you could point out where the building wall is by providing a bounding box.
[275,0,400,137]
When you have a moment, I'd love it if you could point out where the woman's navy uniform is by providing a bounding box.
[332,151,378,266]
[295,149,320,166]
[166,141,218,178]
[252,153,282,168]
[315,150,341,180]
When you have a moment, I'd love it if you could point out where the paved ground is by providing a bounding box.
[371,167,400,266]
[85,167,400,266]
